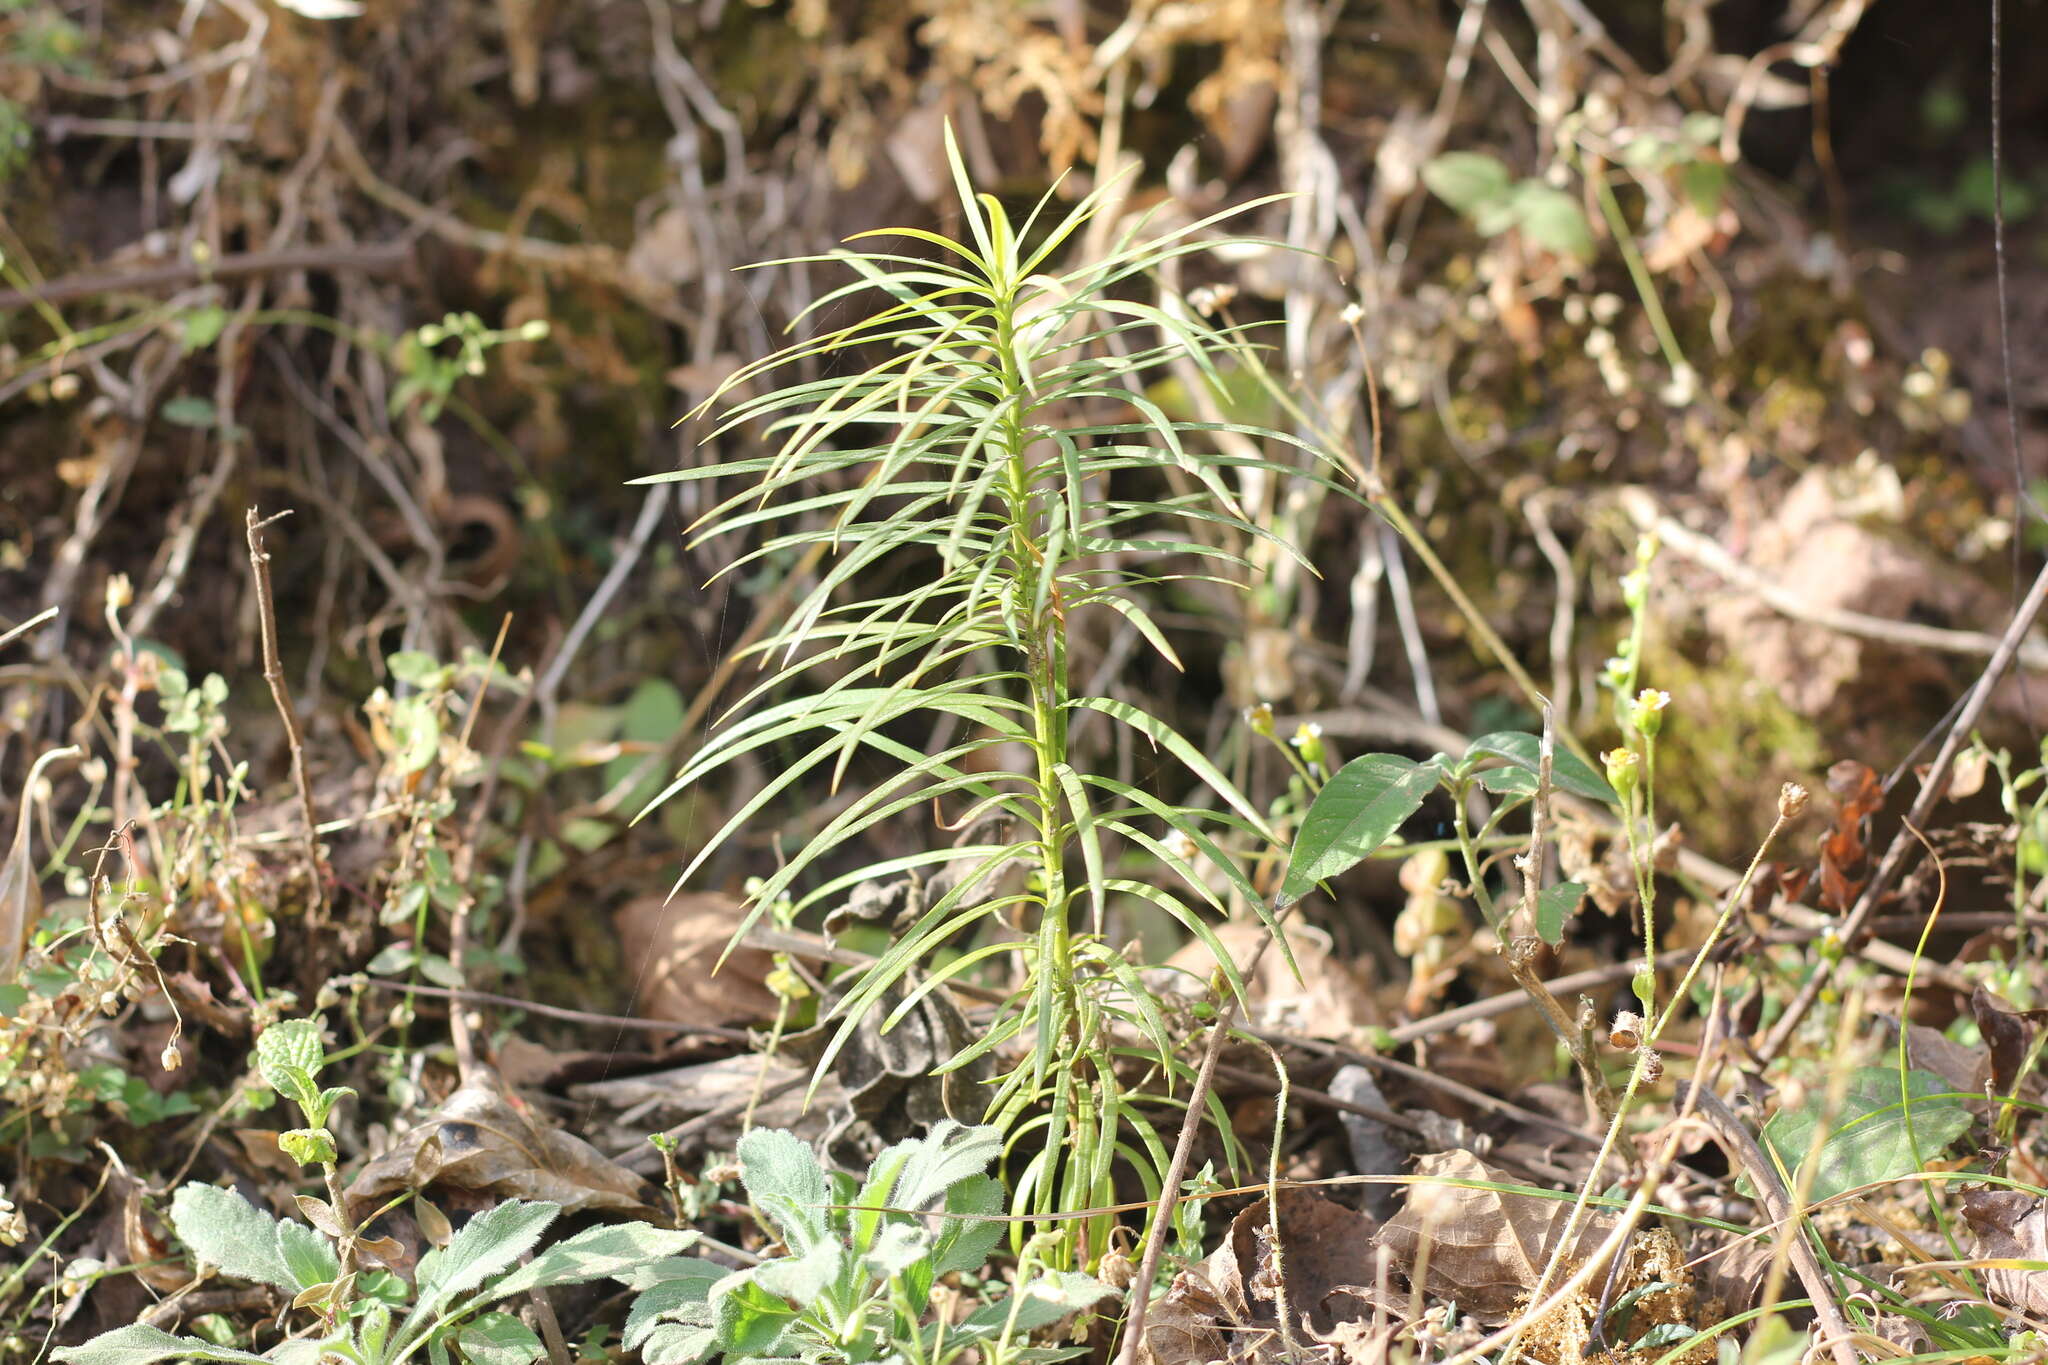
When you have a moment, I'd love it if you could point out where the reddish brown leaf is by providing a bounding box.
[1818,760,1883,912]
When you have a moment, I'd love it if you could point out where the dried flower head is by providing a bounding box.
[1610,1010,1645,1050]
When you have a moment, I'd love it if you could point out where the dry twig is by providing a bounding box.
[245,507,327,912]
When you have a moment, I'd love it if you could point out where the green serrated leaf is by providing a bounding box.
[51,1323,271,1365]
[622,1264,723,1349]
[882,1120,1002,1213]
[275,1219,340,1293]
[168,1184,298,1293]
[955,1270,1114,1339]
[1535,881,1587,946]
[278,1128,337,1166]
[1758,1067,1974,1204]
[1278,754,1441,908]
[751,1240,846,1303]
[400,1199,561,1342]
[256,1019,325,1093]
[492,1222,700,1297]
[737,1127,831,1255]
[713,1276,799,1356]
[641,1323,720,1365]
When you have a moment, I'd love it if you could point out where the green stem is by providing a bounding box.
[1450,782,1501,930]
[995,299,1089,1262]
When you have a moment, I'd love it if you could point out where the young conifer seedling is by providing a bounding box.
[641,128,1344,1263]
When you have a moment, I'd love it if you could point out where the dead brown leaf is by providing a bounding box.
[1960,1190,2048,1317]
[1376,1150,1614,1323]
[614,892,780,1029]
[1139,1188,1391,1365]
[1,760,47,983]
[343,1066,653,1222]
[1972,986,2046,1100]
[1163,921,1381,1044]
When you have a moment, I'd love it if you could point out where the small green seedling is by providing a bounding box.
[621,1122,1111,1365]
[57,1018,699,1365]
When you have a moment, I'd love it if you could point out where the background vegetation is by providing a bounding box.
[3,2,2047,1364]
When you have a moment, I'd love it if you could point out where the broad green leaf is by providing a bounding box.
[1278,754,1442,909]
[492,1222,700,1296]
[268,1064,321,1116]
[1421,151,1515,217]
[180,306,228,353]
[1465,731,1618,806]
[863,1222,932,1276]
[390,694,441,775]
[751,1240,845,1302]
[255,1019,324,1094]
[737,1127,831,1254]
[160,395,218,428]
[885,1121,1003,1212]
[605,679,685,810]
[640,1323,719,1365]
[622,1263,723,1348]
[713,1275,799,1356]
[1758,1067,1974,1204]
[168,1183,297,1292]
[1477,766,1538,796]
[1535,881,1587,946]
[52,1324,270,1365]
[407,1199,561,1326]
[387,650,446,686]
[931,1173,1004,1276]
[458,1311,545,1365]
[1510,182,1596,261]
[275,1219,340,1292]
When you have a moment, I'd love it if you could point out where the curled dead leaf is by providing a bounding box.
[1961,1190,2048,1318]
[344,1066,653,1223]
[2,746,78,983]
[1140,1188,1389,1365]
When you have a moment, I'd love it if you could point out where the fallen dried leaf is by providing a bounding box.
[344,1067,653,1222]
[1960,1190,2048,1317]
[1139,1188,1390,1365]
[614,892,780,1029]
[1972,986,2046,1100]
[1163,921,1380,1044]
[1376,1150,1614,1323]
